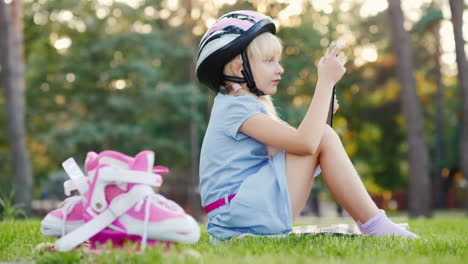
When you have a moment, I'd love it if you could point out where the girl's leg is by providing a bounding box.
[316,126,379,223]
[285,125,378,222]
[285,149,320,219]
[286,125,417,238]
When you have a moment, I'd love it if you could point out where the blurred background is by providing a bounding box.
[0,0,467,221]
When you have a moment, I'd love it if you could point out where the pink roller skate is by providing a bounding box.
[41,151,170,238]
[40,196,85,237]
[40,152,100,237]
[54,150,200,251]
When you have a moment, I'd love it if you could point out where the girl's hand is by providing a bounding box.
[317,45,347,86]
[333,94,339,114]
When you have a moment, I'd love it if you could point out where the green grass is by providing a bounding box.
[1,217,467,264]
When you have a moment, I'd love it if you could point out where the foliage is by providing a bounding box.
[412,8,444,34]
[0,0,464,199]
[21,0,206,186]
[0,189,26,220]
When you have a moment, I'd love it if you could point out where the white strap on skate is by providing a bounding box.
[62,158,89,195]
[91,166,163,212]
[63,180,77,196]
[54,185,150,252]
[99,166,163,187]
[60,196,84,236]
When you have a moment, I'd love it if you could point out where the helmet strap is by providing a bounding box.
[223,75,245,83]
[241,51,265,96]
[221,51,265,96]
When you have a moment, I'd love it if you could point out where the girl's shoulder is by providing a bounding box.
[213,93,265,116]
[215,93,260,106]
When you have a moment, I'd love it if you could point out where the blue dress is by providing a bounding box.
[199,94,320,241]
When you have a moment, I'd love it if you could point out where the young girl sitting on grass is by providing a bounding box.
[196,10,417,242]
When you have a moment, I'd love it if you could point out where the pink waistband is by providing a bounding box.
[204,194,236,214]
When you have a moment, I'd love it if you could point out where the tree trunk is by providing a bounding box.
[0,0,32,214]
[432,22,445,208]
[449,0,468,214]
[387,0,432,217]
[187,0,201,221]
[189,81,201,221]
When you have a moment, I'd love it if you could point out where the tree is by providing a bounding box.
[0,0,32,213]
[449,0,468,213]
[185,0,201,220]
[412,4,445,208]
[21,0,207,206]
[387,0,432,217]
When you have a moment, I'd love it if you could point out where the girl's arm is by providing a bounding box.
[239,47,346,156]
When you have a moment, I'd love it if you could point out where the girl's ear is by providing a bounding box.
[231,55,243,77]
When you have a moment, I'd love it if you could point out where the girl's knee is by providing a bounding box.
[324,125,339,140]
[319,125,341,150]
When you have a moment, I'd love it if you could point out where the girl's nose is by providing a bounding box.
[276,63,284,75]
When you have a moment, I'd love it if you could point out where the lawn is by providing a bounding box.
[0,215,467,264]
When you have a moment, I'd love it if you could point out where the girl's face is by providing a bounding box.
[250,54,284,95]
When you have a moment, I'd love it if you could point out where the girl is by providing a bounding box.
[196,10,417,241]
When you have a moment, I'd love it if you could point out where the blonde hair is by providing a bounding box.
[222,33,286,156]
